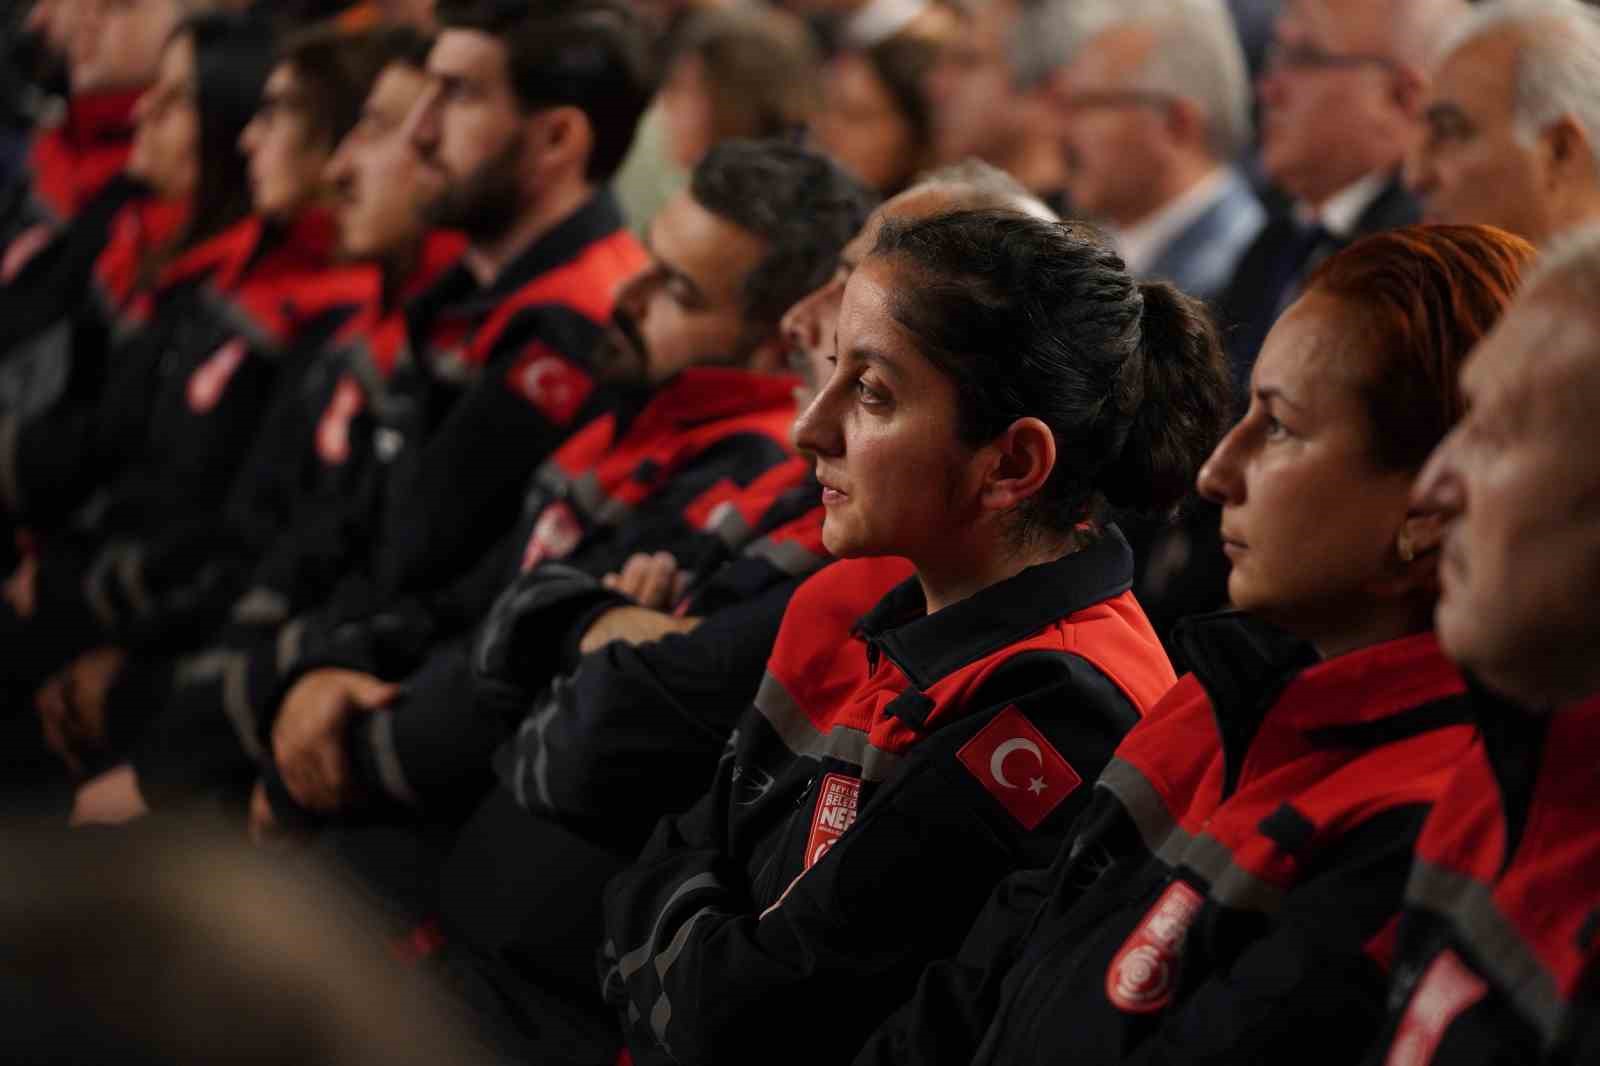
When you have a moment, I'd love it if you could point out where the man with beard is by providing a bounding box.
[257,137,871,835]
[70,0,657,823]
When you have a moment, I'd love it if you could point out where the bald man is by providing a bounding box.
[1370,224,1600,1066]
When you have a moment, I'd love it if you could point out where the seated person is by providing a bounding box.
[1367,224,1600,1066]
[33,26,461,802]
[250,139,873,826]
[5,20,409,779]
[854,224,1537,1066]
[338,162,1062,1065]
[68,0,658,822]
[601,208,1234,1066]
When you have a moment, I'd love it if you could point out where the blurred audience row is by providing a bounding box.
[0,1,1597,1065]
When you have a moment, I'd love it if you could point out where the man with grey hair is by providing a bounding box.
[1215,0,1466,382]
[1407,0,1600,245]
[1028,0,1264,301]
[1371,224,1600,1066]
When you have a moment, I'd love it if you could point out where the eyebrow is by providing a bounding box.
[1425,102,1469,125]
[1254,384,1305,412]
[641,233,707,305]
[844,343,902,379]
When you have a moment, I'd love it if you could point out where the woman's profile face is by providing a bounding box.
[1197,290,1418,632]
[810,52,918,194]
[128,33,200,201]
[792,254,981,562]
[240,64,332,221]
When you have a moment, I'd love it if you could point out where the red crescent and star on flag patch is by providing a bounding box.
[507,341,593,426]
[956,705,1081,831]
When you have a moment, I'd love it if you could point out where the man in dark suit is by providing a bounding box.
[1215,0,1468,388]
[1038,0,1265,303]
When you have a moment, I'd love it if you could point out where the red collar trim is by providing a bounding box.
[61,88,143,144]
[1273,632,1463,735]
[654,367,801,429]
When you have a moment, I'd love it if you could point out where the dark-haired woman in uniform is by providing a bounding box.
[854,223,1537,1066]
[600,208,1235,1066]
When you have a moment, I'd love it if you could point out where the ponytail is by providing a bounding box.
[1096,280,1232,515]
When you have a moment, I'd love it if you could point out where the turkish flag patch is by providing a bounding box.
[506,342,593,426]
[1105,880,1205,1013]
[1384,949,1489,1066]
[956,705,1080,830]
[187,338,249,413]
[804,772,861,870]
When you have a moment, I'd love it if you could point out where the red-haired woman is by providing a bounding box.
[854,224,1538,1066]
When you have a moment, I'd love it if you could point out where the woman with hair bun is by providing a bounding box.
[854,224,1538,1066]
[601,209,1234,1066]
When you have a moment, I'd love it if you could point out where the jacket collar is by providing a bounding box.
[1466,680,1600,873]
[855,525,1134,691]
[1178,612,1465,795]
[411,189,625,325]
[646,366,800,429]
[159,208,337,293]
[60,88,141,146]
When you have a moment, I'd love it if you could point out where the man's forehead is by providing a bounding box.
[430,28,507,78]
[372,64,426,115]
[1282,0,1383,49]
[1436,29,1520,104]
[1470,291,1600,420]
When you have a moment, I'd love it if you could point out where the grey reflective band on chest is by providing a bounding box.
[1097,756,1286,915]
[746,536,825,577]
[754,670,904,784]
[1406,857,1567,1049]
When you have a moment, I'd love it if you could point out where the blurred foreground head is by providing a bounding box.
[0,822,492,1066]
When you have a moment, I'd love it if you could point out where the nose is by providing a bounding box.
[239,113,261,156]
[408,86,442,156]
[781,280,832,360]
[791,375,844,457]
[1403,138,1437,205]
[1195,421,1246,506]
[324,137,353,189]
[1411,430,1463,518]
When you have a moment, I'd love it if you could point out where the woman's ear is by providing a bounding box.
[1396,510,1445,565]
[978,416,1056,515]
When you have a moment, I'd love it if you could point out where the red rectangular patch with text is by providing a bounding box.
[804,772,861,870]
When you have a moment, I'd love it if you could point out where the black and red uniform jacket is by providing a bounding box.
[93,231,465,750]
[271,365,805,817]
[0,88,138,275]
[855,613,1478,1066]
[1367,689,1600,1066]
[0,209,369,670]
[601,533,1176,1066]
[131,193,645,806]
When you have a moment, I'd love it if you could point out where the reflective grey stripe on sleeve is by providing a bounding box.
[648,905,723,1052]
[745,535,827,578]
[0,412,22,513]
[232,586,290,626]
[276,618,307,675]
[616,872,725,983]
[83,545,122,630]
[114,544,152,618]
[1097,756,1285,914]
[710,503,752,548]
[367,709,420,807]
[175,650,265,762]
[1407,857,1567,1048]
[755,671,904,783]
[511,677,569,813]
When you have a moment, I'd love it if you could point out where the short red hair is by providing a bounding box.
[1305,224,1537,469]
